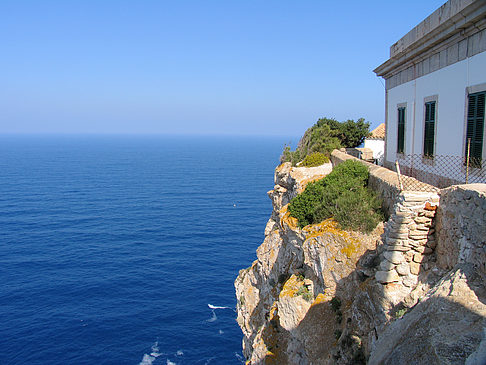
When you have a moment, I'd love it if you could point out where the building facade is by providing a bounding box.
[364,123,385,165]
[374,0,486,186]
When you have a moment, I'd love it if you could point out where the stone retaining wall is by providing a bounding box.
[331,149,440,304]
[330,150,486,305]
[375,192,439,299]
[436,184,486,275]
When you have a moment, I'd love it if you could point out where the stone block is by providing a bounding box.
[402,251,412,262]
[386,238,408,245]
[375,270,400,284]
[414,216,430,224]
[385,245,409,252]
[413,253,423,263]
[396,262,410,276]
[412,246,427,254]
[390,232,410,240]
[380,259,396,271]
[384,251,405,264]
[410,261,421,275]
[402,275,418,287]
[409,232,428,240]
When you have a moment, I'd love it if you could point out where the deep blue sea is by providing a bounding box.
[0,135,286,365]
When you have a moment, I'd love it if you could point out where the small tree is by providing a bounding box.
[280,117,371,165]
[318,117,370,148]
[336,118,370,148]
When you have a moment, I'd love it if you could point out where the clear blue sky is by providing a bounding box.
[0,0,446,137]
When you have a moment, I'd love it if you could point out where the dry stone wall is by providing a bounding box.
[375,192,439,305]
[331,150,440,304]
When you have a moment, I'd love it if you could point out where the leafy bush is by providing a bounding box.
[287,160,383,232]
[298,121,342,157]
[280,117,371,166]
[315,117,370,148]
[394,308,408,318]
[281,146,303,166]
[301,152,329,167]
[330,297,342,313]
[330,296,343,324]
[296,285,313,302]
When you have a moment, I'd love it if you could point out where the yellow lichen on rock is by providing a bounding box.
[303,218,341,239]
[311,293,328,307]
[279,204,299,231]
[296,175,327,193]
[279,274,304,299]
[340,238,360,259]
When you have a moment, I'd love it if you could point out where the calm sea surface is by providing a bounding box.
[0,135,286,365]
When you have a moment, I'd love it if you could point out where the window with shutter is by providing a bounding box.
[397,107,405,154]
[465,92,485,167]
[423,101,436,157]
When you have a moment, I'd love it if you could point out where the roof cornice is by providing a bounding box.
[374,0,486,78]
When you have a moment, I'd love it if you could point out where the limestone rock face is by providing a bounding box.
[369,265,486,365]
[235,163,486,365]
[235,163,384,364]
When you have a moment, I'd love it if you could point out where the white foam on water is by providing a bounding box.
[150,341,162,358]
[176,350,184,356]
[166,360,176,365]
[207,303,231,322]
[139,354,156,365]
[218,330,224,335]
[207,304,229,310]
[207,310,217,322]
[204,357,215,364]
[235,352,245,363]
[139,341,163,365]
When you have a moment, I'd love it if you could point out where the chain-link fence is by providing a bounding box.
[389,154,485,191]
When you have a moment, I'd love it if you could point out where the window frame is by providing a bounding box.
[465,91,485,167]
[423,98,437,158]
[397,105,406,154]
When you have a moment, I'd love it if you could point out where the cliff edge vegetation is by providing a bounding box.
[288,159,382,232]
[281,117,370,166]
[235,148,486,364]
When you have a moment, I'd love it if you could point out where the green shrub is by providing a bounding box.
[330,297,342,312]
[394,308,407,318]
[281,146,303,166]
[279,117,371,166]
[301,152,329,167]
[287,160,383,232]
[296,285,313,302]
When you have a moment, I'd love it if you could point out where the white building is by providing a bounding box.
[364,123,385,165]
[374,0,486,186]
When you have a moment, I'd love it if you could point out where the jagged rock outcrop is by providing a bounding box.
[235,159,486,364]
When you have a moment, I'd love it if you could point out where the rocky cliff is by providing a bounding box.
[235,156,486,364]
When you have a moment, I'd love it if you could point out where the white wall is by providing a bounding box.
[385,51,486,170]
[364,139,385,164]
